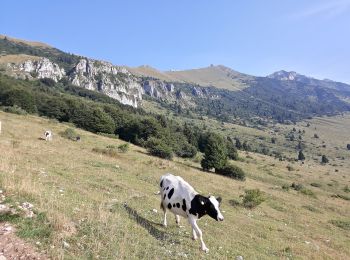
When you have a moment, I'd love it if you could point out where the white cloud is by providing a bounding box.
[291,0,350,20]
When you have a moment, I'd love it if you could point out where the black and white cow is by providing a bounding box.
[160,173,224,252]
[44,130,52,141]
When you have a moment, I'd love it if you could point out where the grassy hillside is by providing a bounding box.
[165,65,253,91]
[0,111,349,259]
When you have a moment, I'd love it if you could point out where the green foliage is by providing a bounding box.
[146,137,173,160]
[118,143,129,153]
[242,189,265,209]
[201,132,228,171]
[329,220,350,230]
[60,128,79,141]
[0,88,37,113]
[1,105,28,115]
[226,137,239,160]
[216,163,246,181]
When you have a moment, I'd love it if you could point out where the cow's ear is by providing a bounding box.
[216,197,222,203]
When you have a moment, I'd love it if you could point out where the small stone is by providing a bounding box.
[0,255,7,260]
[152,209,158,213]
[305,241,311,244]
[236,256,244,260]
[63,241,70,249]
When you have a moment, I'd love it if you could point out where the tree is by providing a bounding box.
[321,155,329,164]
[1,88,37,113]
[235,138,242,149]
[226,137,239,160]
[201,133,228,171]
[298,150,305,161]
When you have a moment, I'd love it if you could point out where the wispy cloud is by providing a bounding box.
[291,0,350,20]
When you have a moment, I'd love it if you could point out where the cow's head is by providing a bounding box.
[207,196,224,221]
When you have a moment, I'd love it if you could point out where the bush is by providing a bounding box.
[60,128,79,141]
[298,150,305,161]
[321,155,329,164]
[1,105,28,115]
[291,183,303,191]
[92,147,119,158]
[146,137,173,160]
[118,143,129,153]
[242,189,265,209]
[216,163,246,181]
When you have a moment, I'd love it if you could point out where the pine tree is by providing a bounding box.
[201,133,228,171]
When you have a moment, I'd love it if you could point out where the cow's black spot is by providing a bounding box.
[163,194,166,200]
[160,180,163,188]
[173,204,176,207]
[189,194,213,219]
[166,186,169,190]
[167,203,172,209]
[168,188,174,199]
[182,199,187,211]
[176,203,180,208]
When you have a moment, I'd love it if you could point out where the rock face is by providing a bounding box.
[69,59,143,107]
[3,56,213,108]
[8,58,65,82]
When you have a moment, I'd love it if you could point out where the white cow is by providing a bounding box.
[159,173,224,253]
[44,130,53,141]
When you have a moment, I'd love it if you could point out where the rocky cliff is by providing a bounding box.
[2,55,213,108]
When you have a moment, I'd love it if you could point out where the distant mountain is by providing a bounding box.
[1,34,350,123]
[268,70,350,92]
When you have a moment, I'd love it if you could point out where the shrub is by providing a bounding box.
[321,155,329,164]
[146,137,173,160]
[282,184,290,191]
[291,183,303,191]
[92,147,118,158]
[331,194,350,201]
[298,150,305,161]
[314,133,319,138]
[242,189,265,209]
[329,220,350,230]
[216,163,246,181]
[1,105,28,115]
[300,188,315,197]
[344,186,350,193]
[287,165,294,171]
[60,128,79,141]
[347,144,350,150]
[118,143,129,153]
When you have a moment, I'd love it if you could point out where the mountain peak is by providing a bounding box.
[267,70,302,81]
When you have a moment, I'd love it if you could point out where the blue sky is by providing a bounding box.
[1,0,350,83]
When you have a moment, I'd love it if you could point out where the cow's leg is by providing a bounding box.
[189,217,208,253]
[160,202,167,227]
[175,215,180,226]
[192,228,198,240]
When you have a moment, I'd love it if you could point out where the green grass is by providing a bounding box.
[0,111,350,259]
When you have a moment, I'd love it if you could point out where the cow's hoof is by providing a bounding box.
[163,223,167,227]
[192,236,198,241]
[201,247,209,253]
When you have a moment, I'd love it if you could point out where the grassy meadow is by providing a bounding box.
[0,110,349,259]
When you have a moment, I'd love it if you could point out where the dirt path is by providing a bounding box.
[0,223,48,260]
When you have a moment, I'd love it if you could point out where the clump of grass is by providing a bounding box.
[60,128,79,141]
[310,183,322,188]
[282,184,290,191]
[291,183,303,191]
[331,194,350,201]
[228,199,241,207]
[344,185,350,193]
[300,188,316,197]
[302,205,321,213]
[118,143,129,153]
[329,220,350,230]
[286,165,294,171]
[92,147,119,158]
[242,189,266,209]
